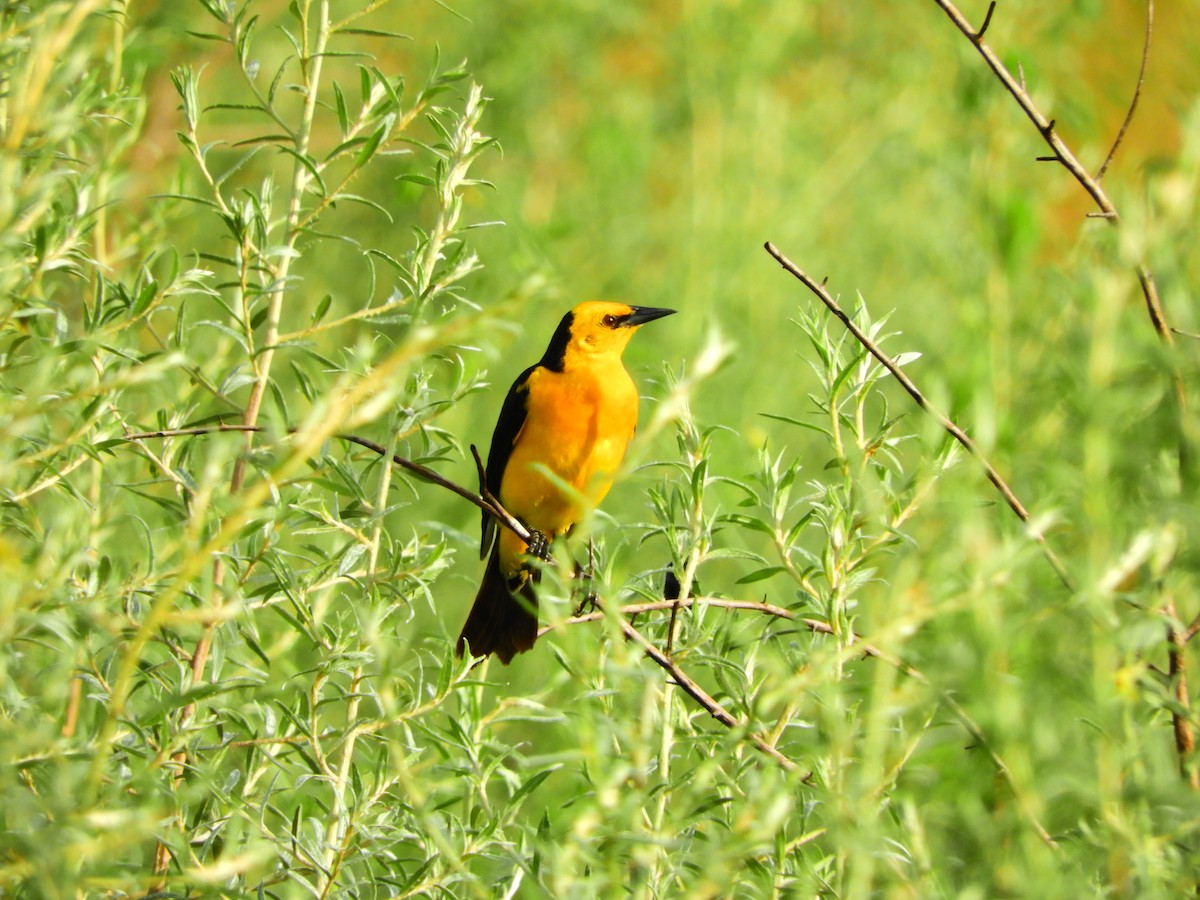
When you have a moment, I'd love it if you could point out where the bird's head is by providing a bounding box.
[542,301,676,369]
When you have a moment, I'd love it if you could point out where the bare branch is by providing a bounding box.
[122,424,264,441]
[929,0,1116,217]
[1098,0,1153,180]
[547,597,832,639]
[973,1,996,41]
[341,434,524,538]
[469,442,529,541]
[1137,265,1177,351]
[763,242,1073,590]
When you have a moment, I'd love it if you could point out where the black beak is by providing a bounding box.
[623,306,677,327]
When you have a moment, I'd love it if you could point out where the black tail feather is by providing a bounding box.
[456,546,537,664]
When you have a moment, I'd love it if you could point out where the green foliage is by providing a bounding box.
[2,1,1199,897]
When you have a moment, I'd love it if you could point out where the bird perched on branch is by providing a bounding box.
[456,301,677,663]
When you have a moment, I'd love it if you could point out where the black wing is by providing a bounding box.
[480,364,536,557]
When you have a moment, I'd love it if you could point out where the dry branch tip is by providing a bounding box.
[974,1,997,41]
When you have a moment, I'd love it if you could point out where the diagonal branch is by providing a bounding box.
[1186,608,1200,645]
[931,0,1176,374]
[931,0,1116,216]
[928,4,1196,787]
[764,242,1073,590]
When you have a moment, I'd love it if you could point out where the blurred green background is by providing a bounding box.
[6,0,1200,894]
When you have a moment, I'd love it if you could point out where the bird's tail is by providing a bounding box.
[456,545,537,665]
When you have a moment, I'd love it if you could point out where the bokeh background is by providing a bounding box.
[6,0,1200,894]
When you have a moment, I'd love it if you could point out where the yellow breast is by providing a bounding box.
[497,360,638,570]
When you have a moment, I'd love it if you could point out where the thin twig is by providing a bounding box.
[468,443,527,540]
[552,595,959,682]
[122,423,267,441]
[1138,264,1182,350]
[1098,0,1153,180]
[763,242,1073,590]
[932,690,1058,847]
[544,597,829,637]
[973,1,996,41]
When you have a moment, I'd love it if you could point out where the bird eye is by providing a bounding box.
[601,314,619,328]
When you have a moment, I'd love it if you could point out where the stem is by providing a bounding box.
[930,0,1115,216]
[233,0,331,490]
[654,418,710,883]
[318,668,365,896]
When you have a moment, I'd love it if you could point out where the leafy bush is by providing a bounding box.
[2,1,1198,897]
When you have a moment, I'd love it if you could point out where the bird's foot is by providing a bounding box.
[572,559,598,616]
[524,528,552,563]
[572,589,599,617]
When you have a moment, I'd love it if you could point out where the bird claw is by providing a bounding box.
[572,590,598,617]
[525,528,552,563]
[572,559,597,616]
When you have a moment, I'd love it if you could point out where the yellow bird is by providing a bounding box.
[456,301,677,663]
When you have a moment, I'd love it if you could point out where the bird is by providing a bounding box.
[456,301,677,663]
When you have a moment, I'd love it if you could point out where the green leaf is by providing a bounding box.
[510,768,557,805]
[356,121,389,167]
[336,28,412,40]
[332,81,350,135]
[760,412,831,437]
[398,173,434,187]
[736,567,788,585]
[704,547,768,563]
[311,294,332,324]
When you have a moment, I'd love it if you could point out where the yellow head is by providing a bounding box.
[540,301,676,370]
